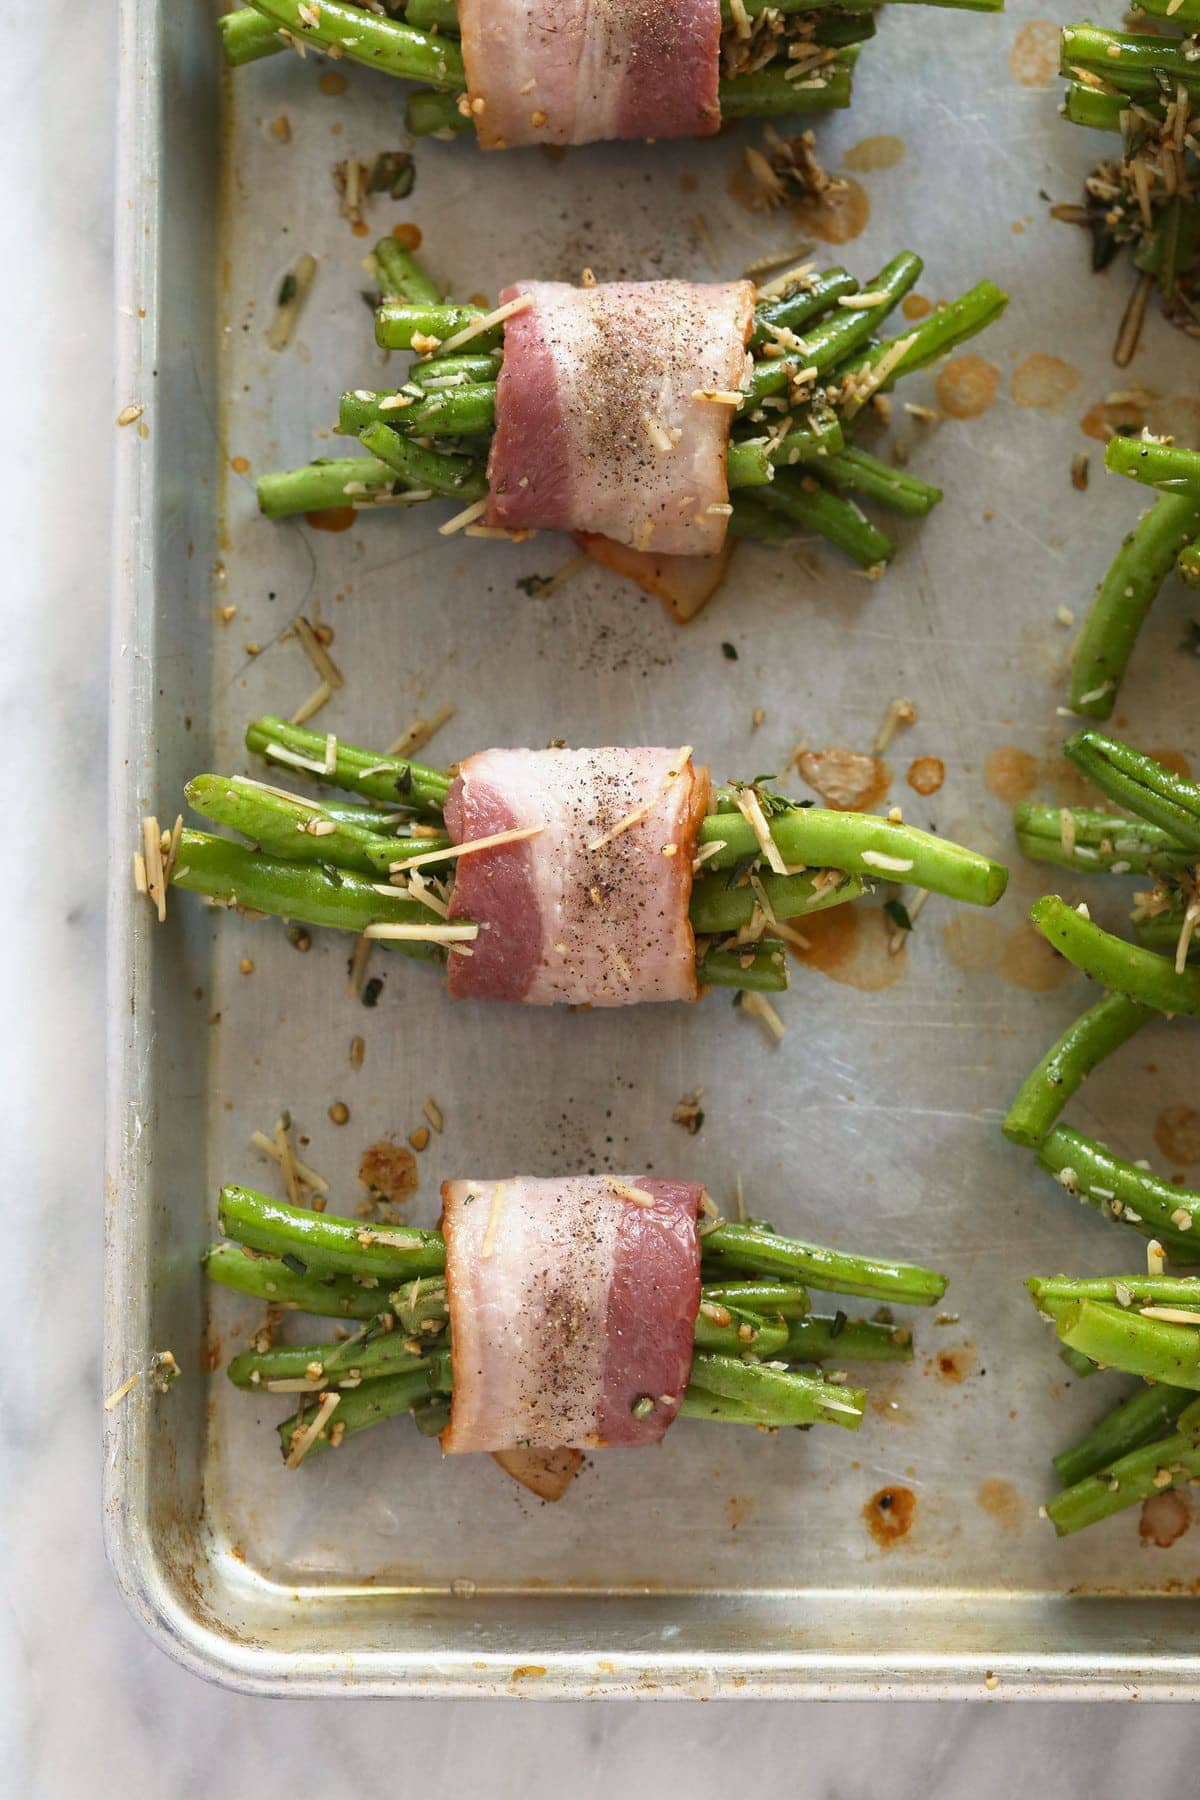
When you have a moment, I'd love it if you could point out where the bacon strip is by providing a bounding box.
[487,279,755,557]
[444,745,710,1005]
[441,1176,704,1453]
[457,0,722,150]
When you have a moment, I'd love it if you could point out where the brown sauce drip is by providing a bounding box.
[863,1485,916,1546]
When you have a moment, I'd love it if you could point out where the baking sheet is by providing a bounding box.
[105,0,1200,1695]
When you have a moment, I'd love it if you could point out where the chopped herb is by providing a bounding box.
[631,1395,655,1419]
[724,853,758,891]
[277,272,298,307]
[721,642,739,661]
[361,976,385,1008]
[829,1309,847,1340]
[1182,619,1200,657]
[281,1252,308,1276]
[321,864,344,887]
[516,573,555,597]
[367,151,415,199]
[884,898,913,933]
[394,766,414,799]
[361,288,382,313]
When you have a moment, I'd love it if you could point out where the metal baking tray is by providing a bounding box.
[105,0,1200,1696]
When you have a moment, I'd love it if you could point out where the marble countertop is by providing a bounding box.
[4,0,1195,1786]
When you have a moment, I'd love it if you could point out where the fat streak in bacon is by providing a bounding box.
[444,745,710,1005]
[440,1175,704,1453]
[457,0,722,150]
[487,280,755,557]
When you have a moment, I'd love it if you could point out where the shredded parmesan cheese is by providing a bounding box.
[1139,1306,1200,1325]
[434,293,532,358]
[390,824,543,873]
[264,741,328,775]
[734,787,788,876]
[103,1371,142,1411]
[363,921,480,943]
[438,496,489,536]
[285,1391,340,1467]
[740,990,786,1043]
[861,850,914,874]
[480,1183,506,1258]
[609,1180,656,1208]
[1147,1238,1167,1276]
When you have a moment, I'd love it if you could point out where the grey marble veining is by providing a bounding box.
[3,0,1199,1790]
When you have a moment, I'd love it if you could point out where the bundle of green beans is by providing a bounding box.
[1069,436,1200,721]
[208,1181,944,1466]
[1027,1275,1200,1536]
[217,0,1003,137]
[1056,21,1200,366]
[254,235,1008,576]
[166,713,1008,998]
[1003,732,1198,1255]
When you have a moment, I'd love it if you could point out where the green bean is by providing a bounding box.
[1060,24,1200,101]
[169,831,451,962]
[689,869,863,934]
[1029,895,1200,1016]
[219,6,284,64]
[1106,435,1200,500]
[359,422,488,499]
[1052,1383,1194,1488]
[340,382,496,438]
[203,1243,385,1320]
[835,280,1009,400]
[1056,1300,1200,1391]
[784,1314,913,1362]
[1069,494,1200,720]
[185,775,406,876]
[229,1332,434,1391]
[1035,1125,1200,1253]
[1045,1403,1200,1536]
[818,447,942,517]
[1063,83,1130,133]
[245,716,451,813]
[1013,803,1193,877]
[749,269,859,351]
[692,1306,790,1356]
[1031,1276,1200,1312]
[696,942,789,991]
[716,62,854,121]
[245,0,466,88]
[747,253,922,403]
[407,88,473,136]
[1062,731,1200,854]
[375,300,494,353]
[1002,993,1155,1148]
[729,494,798,544]
[278,1370,432,1460]
[219,1184,446,1279]
[755,471,895,567]
[256,457,402,520]
[699,1281,811,1319]
[373,238,443,306]
[703,1220,946,1306]
[690,1351,865,1428]
[765,409,846,465]
[698,802,1008,907]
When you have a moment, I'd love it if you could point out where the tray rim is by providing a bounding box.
[102,0,1200,1701]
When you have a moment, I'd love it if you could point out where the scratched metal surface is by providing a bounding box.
[105,0,1200,1695]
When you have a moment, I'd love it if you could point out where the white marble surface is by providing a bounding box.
[4,0,1199,1789]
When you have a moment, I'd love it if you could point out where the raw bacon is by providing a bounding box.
[457,0,722,150]
[487,279,755,556]
[440,1175,704,1453]
[444,745,710,1005]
